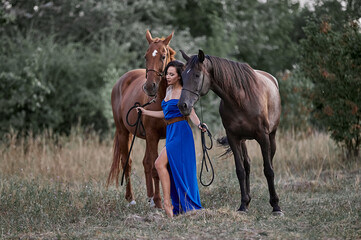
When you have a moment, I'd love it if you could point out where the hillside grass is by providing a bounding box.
[0,128,360,239]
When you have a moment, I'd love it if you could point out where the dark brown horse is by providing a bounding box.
[178,50,282,214]
[107,30,175,208]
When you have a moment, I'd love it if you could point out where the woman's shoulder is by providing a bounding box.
[165,86,181,101]
[171,87,182,99]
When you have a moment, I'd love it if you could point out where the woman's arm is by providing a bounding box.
[136,107,164,118]
[189,108,207,132]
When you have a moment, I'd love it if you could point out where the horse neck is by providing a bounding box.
[156,49,175,101]
[205,60,234,106]
[210,83,235,106]
[156,77,167,101]
[207,57,256,108]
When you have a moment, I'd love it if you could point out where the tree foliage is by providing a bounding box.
[1,0,360,152]
[300,17,361,158]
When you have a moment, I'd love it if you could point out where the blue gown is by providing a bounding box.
[161,99,202,215]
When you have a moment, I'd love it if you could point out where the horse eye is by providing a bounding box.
[162,55,166,60]
[195,74,200,78]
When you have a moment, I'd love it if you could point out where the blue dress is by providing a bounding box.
[161,99,202,215]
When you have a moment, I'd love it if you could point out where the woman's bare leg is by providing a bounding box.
[155,147,173,218]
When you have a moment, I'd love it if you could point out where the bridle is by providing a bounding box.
[145,68,163,78]
[145,46,169,79]
[181,69,205,102]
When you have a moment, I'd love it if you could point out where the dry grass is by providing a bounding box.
[0,128,360,239]
[0,128,347,182]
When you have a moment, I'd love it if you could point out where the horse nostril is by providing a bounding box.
[182,103,187,109]
[152,83,156,89]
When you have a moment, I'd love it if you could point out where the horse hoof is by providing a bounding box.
[148,197,155,208]
[272,211,284,216]
[127,200,137,207]
[237,207,248,214]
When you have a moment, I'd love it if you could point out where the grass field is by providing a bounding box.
[0,128,360,239]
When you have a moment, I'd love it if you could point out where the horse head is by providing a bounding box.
[178,49,212,116]
[143,30,176,97]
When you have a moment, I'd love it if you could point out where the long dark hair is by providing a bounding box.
[164,60,185,86]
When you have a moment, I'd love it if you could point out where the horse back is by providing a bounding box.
[255,70,279,89]
[254,70,281,131]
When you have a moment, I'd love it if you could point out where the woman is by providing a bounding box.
[137,60,206,217]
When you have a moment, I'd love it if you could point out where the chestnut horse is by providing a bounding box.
[178,50,283,215]
[107,30,175,208]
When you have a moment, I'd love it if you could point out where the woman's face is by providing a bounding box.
[166,66,180,86]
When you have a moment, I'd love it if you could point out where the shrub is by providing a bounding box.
[300,19,361,158]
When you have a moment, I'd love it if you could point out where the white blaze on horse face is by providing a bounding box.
[152,50,158,57]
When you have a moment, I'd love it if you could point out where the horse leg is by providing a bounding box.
[241,140,251,208]
[152,164,162,209]
[257,132,281,213]
[227,133,249,212]
[269,131,277,168]
[143,133,162,208]
[143,147,154,207]
[148,134,162,208]
[121,131,135,203]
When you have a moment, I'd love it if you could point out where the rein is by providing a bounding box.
[198,85,214,187]
[121,98,156,186]
[182,72,214,186]
[199,122,214,186]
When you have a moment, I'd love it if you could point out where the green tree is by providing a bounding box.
[214,0,303,75]
[300,18,361,158]
[278,69,313,131]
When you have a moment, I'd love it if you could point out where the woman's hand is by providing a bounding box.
[136,107,145,114]
[198,123,208,132]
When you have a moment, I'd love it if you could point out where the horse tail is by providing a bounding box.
[107,130,122,188]
[217,136,233,157]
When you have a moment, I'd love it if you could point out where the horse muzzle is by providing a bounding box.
[178,98,195,116]
[142,82,157,97]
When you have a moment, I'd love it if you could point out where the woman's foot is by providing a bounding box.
[164,201,174,218]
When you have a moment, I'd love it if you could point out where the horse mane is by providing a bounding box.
[169,46,176,61]
[153,36,175,100]
[152,37,176,61]
[206,56,260,106]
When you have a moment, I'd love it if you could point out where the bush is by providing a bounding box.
[0,32,136,137]
[300,19,361,158]
[278,68,313,132]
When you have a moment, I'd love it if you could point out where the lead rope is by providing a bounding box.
[121,99,155,186]
[198,98,214,186]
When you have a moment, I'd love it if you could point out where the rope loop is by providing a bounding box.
[121,98,155,186]
[199,124,214,187]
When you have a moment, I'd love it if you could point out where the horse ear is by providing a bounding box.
[163,31,174,46]
[198,49,205,63]
[180,50,190,62]
[146,30,153,44]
